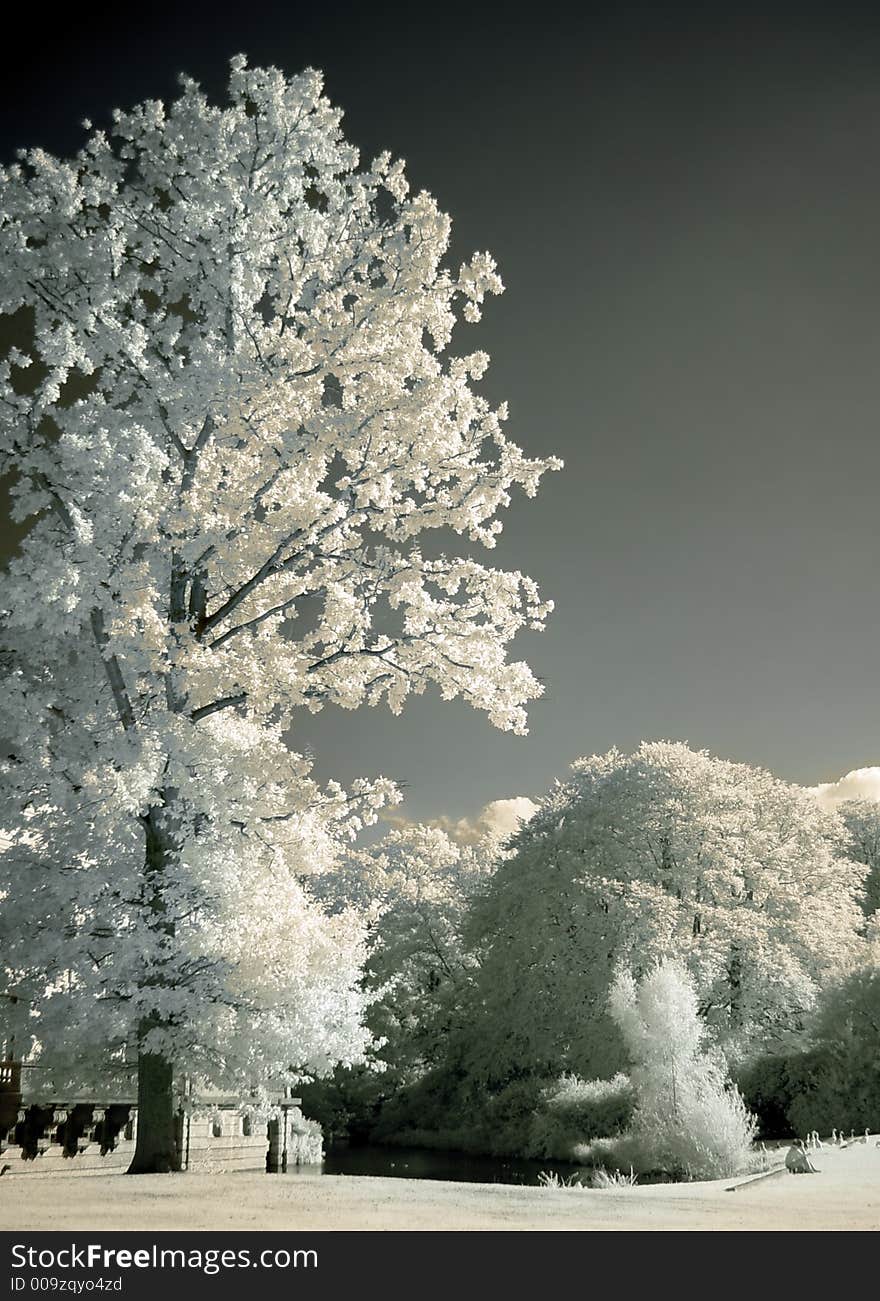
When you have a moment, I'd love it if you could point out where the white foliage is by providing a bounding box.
[608,960,757,1179]
[0,728,382,1090]
[0,57,559,735]
[0,58,557,1095]
[313,823,492,1074]
[465,741,868,1081]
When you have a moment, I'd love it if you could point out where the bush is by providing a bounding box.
[784,1050,850,1136]
[477,1077,548,1155]
[736,1054,799,1138]
[370,1058,479,1144]
[382,1075,547,1157]
[634,1080,756,1179]
[807,965,880,1133]
[297,1065,393,1144]
[737,966,880,1138]
[373,1072,547,1157]
[526,1074,633,1159]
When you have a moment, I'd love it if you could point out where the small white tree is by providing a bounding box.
[608,960,757,1179]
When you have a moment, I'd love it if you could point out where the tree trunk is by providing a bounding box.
[728,944,743,1029]
[128,801,180,1173]
[128,1022,179,1173]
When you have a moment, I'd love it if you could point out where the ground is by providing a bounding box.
[1,1140,878,1231]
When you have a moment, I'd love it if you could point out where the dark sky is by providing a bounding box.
[3,1,880,824]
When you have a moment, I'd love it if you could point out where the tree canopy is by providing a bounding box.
[461,742,867,1082]
[839,800,880,922]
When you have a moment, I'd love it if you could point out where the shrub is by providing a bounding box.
[590,1165,637,1188]
[478,1076,548,1155]
[537,1170,585,1189]
[526,1073,633,1159]
[297,1065,392,1144]
[370,1058,480,1144]
[809,965,880,1132]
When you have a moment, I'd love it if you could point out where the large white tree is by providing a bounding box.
[0,58,558,1170]
[463,742,867,1083]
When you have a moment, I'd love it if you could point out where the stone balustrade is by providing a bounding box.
[0,1090,323,1175]
[1,1101,136,1172]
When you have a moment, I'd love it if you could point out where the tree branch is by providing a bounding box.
[196,527,306,639]
[209,593,300,650]
[189,692,248,723]
[180,415,216,496]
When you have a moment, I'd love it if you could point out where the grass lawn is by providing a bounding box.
[1,1137,878,1231]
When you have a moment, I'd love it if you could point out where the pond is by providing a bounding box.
[284,1143,634,1187]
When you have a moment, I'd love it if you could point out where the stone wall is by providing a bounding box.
[181,1110,272,1173]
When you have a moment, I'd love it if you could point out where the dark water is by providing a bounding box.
[290,1144,619,1186]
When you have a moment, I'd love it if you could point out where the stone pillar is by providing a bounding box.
[267,1115,284,1172]
[175,1107,190,1171]
[0,1060,21,1140]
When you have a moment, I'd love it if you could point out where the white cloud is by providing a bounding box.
[456,796,539,845]
[382,795,538,845]
[810,767,880,810]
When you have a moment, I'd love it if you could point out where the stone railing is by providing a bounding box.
[0,1092,323,1175]
[1,1100,136,1173]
